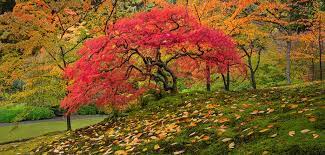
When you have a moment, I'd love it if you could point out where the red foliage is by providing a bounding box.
[61,7,241,113]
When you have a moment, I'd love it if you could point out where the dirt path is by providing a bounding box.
[0,115,107,127]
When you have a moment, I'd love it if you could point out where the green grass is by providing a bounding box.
[0,116,106,143]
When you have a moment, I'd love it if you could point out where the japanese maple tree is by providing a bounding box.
[61,6,240,113]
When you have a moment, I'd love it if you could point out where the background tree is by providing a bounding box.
[310,1,325,80]
[237,24,268,89]
[0,0,120,130]
[264,0,316,84]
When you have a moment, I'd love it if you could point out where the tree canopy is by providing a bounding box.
[61,6,240,113]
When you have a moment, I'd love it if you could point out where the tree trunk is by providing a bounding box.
[247,57,257,89]
[206,63,211,92]
[250,70,257,89]
[171,75,178,93]
[65,81,72,131]
[163,65,178,93]
[318,16,323,81]
[221,65,230,91]
[286,40,292,84]
[221,74,227,91]
[312,58,315,81]
[66,113,71,131]
[226,65,230,91]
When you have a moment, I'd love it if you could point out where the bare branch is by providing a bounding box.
[104,0,118,34]
[253,48,262,73]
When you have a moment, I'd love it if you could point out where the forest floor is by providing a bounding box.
[0,81,324,155]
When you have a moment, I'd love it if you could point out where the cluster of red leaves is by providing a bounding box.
[61,6,241,113]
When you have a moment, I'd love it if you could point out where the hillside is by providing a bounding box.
[0,82,324,154]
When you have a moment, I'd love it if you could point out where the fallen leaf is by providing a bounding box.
[168,143,176,146]
[228,142,235,149]
[234,114,241,120]
[267,108,274,114]
[189,122,197,127]
[113,140,120,145]
[189,132,196,137]
[154,144,160,150]
[247,131,254,136]
[64,8,77,16]
[173,150,185,155]
[114,150,127,155]
[206,104,217,109]
[242,104,252,108]
[218,117,230,123]
[125,146,132,150]
[250,110,259,115]
[106,128,115,136]
[158,133,167,139]
[270,133,277,138]
[267,124,274,128]
[289,104,298,109]
[217,128,227,135]
[308,116,317,122]
[202,136,210,141]
[142,148,148,152]
[312,134,319,139]
[150,136,158,140]
[126,147,135,152]
[288,131,295,136]
[221,138,232,142]
[300,129,310,134]
[259,128,269,133]
[103,148,113,155]
[220,125,228,129]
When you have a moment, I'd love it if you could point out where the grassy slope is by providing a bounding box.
[0,117,106,143]
[0,82,324,154]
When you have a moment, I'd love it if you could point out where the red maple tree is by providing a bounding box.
[61,7,241,113]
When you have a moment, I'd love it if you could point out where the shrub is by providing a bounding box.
[257,64,286,87]
[77,105,98,115]
[24,106,55,121]
[0,105,55,123]
[0,105,24,123]
[11,79,25,92]
[51,105,65,116]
